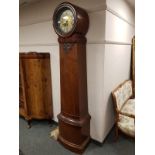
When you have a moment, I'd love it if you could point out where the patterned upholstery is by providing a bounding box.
[121,99,135,116]
[118,114,135,137]
[112,80,135,138]
[113,80,133,111]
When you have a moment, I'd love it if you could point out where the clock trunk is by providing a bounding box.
[58,34,90,153]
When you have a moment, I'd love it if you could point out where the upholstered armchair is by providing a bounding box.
[112,80,135,139]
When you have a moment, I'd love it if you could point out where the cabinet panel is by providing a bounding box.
[19,52,53,124]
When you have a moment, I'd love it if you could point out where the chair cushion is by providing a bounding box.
[114,80,133,111]
[121,99,135,116]
[118,114,135,137]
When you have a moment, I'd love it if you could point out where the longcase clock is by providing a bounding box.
[53,2,91,153]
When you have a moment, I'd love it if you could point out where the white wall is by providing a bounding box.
[100,0,135,141]
[105,10,134,43]
[19,0,134,142]
[87,44,105,141]
[102,44,132,140]
[106,0,135,25]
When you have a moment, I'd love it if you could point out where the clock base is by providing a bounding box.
[58,114,91,154]
[58,134,90,154]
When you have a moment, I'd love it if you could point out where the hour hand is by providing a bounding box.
[63,20,68,27]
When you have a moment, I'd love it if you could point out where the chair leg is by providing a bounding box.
[48,119,53,127]
[115,124,119,141]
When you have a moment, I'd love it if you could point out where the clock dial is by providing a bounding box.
[57,9,75,34]
[53,2,89,37]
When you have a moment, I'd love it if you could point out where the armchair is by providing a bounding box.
[112,80,135,139]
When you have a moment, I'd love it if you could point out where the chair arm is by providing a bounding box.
[118,111,135,124]
[118,111,135,119]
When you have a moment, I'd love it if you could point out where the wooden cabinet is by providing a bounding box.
[19,52,53,127]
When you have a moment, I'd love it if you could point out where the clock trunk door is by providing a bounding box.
[60,43,80,118]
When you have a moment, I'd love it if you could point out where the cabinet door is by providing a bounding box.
[41,58,53,118]
[21,55,52,119]
[22,58,46,118]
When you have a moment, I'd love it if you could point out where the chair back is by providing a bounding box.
[112,80,133,111]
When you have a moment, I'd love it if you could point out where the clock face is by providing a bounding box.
[55,8,75,36]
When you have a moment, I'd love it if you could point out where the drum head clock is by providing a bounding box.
[53,2,91,154]
[53,2,89,37]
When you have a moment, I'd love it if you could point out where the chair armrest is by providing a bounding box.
[118,111,135,118]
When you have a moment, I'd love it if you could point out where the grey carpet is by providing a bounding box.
[19,117,135,155]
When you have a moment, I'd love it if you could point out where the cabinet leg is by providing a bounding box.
[27,120,31,128]
[48,119,53,127]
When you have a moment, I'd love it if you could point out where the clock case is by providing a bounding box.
[53,2,91,154]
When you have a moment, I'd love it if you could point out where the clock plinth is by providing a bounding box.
[58,113,91,154]
[53,2,90,154]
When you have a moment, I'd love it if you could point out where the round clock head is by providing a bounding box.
[53,2,89,37]
[53,4,76,37]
